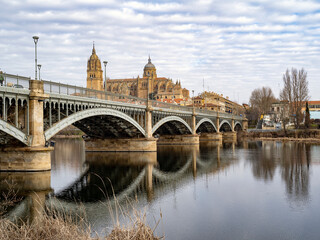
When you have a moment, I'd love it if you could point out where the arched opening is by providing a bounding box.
[234,123,242,132]
[44,108,146,141]
[196,121,217,134]
[219,121,232,132]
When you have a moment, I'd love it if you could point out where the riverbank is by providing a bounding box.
[239,129,320,143]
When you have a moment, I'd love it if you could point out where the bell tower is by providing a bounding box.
[87,43,103,91]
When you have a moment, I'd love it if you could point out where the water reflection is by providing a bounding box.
[280,142,310,206]
[0,171,51,223]
[247,141,311,207]
[2,139,320,240]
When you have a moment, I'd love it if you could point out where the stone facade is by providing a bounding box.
[86,46,189,100]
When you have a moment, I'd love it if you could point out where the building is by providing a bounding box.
[86,44,104,91]
[270,101,290,123]
[191,91,244,115]
[86,45,189,100]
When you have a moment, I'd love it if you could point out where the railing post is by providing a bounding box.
[145,100,153,138]
[58,100,61,121]
[29,80,48,146]
[2,96,6,121]
[27,100,29,135]
[216,112,220,133]
[232,117,235,132]
[15,96,18,128]
[192,107,196,135]
[49,100,52,127]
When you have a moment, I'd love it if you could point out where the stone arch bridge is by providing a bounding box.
[0,73,247,171]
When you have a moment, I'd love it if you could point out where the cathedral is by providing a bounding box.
[86,45,189,100]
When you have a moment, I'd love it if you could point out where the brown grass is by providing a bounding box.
[0,182,22,217]
[0,214,92,240]
[0,211,161,240]
[0,193,162,240]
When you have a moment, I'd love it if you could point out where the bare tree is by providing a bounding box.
[249,86,276,116]
[280,68,309,128]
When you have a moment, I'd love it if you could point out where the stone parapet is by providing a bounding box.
[85,138,157,152]
[157,134,199,145]
[0,147,53,171]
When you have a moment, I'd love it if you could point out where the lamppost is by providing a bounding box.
[103,61,108,92]
[192,90,194,108]
[172,82,175,104]
[32,36,39,80]
[37,64,41,80]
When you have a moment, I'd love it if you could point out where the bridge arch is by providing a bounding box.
[44,108,146,141]
[219,120,232,132]
[152,116,192,135]
[0,119,29,146]
[234,121,242,131]
[195,118,217,133]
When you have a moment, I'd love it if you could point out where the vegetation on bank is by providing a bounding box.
[242,129,320,142]
[0,187,161,240]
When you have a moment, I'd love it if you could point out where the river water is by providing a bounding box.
[3,139,320,240]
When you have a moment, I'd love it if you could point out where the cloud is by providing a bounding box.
[0,0,319,103]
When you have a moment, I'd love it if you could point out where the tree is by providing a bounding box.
[249,86,276,116]
[280,68,309,128]
[305,102,310,129]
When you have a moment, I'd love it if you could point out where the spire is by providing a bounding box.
[148,54,151,63]
[92,41,96,54]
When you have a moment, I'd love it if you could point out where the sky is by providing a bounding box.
[0,0,319,104]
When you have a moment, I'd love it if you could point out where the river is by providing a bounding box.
[2,138,320,240]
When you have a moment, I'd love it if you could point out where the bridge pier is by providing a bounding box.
[222,131,237,142]
[85,138,157,152]
[0,80,52,171]
[199,132,223,142]
[157,134,199,145]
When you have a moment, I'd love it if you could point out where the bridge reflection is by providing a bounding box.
[0,171,51,223]
[4,140,315,226]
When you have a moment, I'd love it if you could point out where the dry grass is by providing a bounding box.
[0,182,22,217]
[0,195,162,240]
[0,210,161,240]
[106,208,162,240]
[0,214,92,240]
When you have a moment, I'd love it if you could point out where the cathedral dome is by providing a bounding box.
[144,56,155,70]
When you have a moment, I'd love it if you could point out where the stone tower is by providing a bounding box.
[87,43,103,91]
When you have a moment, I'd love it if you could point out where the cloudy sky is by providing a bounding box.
[0,0,319,103]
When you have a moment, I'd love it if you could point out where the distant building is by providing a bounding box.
[86,44,189,100]
[191,91,244,115]
[270,101,290,123]
[302,101,320,119]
